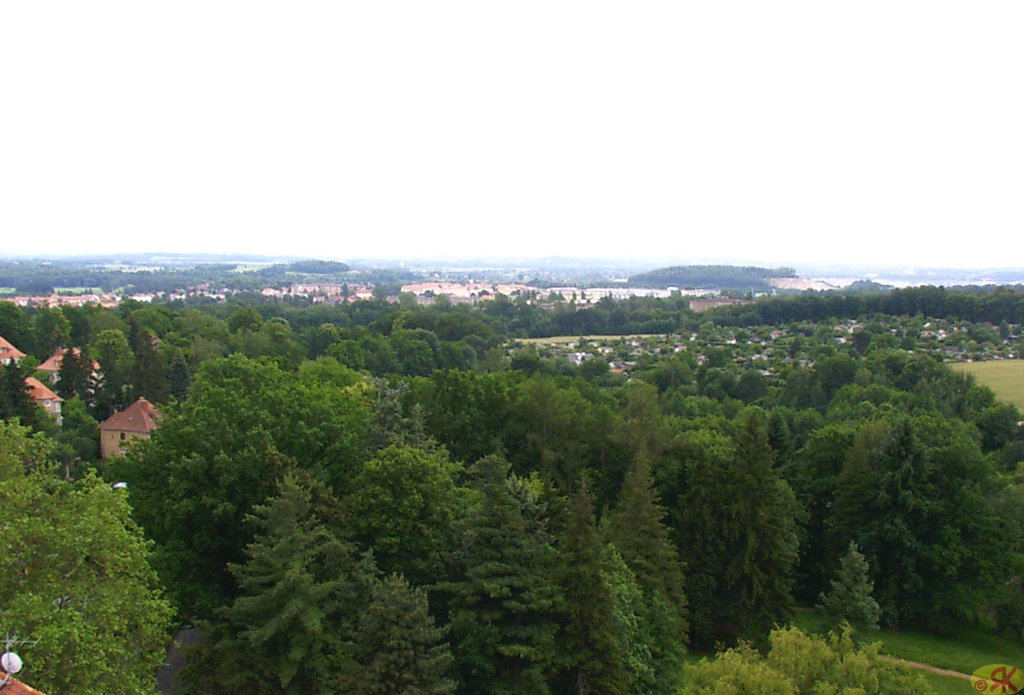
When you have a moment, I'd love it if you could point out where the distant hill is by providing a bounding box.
[629,265,796,291]
[283,260,350,274]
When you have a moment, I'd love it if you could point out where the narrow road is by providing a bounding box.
[156,626,203,693]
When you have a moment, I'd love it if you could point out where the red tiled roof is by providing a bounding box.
[24,377,62,403]
[0,675,47,694]
[37,347,99,374]
[0,336,26,361]
[100,397,161,434]
[37,350,64,373]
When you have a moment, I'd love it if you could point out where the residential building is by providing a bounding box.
[24,377,63,425]
[0,336,25,366]
[100,397,161,459]
[37,347,100,383]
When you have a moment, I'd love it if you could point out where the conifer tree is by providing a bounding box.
[677,409,799,646]
[168,348,191,400]
[185,472,357,694]
[56,347,94,403]
[554,481,629,695]
[55,347,79,400]
[599,543,656,695]
[92,328,134,417]
[444,456,560,695]
[818,542,881,630]
[0,360,38,427]
[132,328,169,402]
[335,573,455,695]
[604,455,688,694]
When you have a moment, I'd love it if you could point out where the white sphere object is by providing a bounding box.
[1,651,22,674]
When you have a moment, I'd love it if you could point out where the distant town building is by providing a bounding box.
[100,397,161,459]
[401,282,531,301]
[689,298,751,313]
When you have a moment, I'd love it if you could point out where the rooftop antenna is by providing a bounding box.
[1,631,38,689]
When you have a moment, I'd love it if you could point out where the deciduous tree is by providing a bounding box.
[0,421,173,695]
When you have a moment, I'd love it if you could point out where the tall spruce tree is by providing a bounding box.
[444,456,560,695]
[554,482,629,695]
[93,328,134,417]
[818,542,880,630]
[604,455,688,694]
[599,543,656,695]
[677,409,799,646]
[56,347,95,403]
[335,573,455,695]
[0,361,38,427]
[168,348,191,400]
[132,328,169,402]
[184,472,358,694]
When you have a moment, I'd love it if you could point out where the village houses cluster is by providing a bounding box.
[0,334,159,458]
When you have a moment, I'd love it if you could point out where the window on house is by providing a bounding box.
[120,432,127,441]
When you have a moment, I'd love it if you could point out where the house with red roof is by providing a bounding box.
[24,377,63,426]
[37,347,100,384]
[0,336,26,366]
[99,397,161,458]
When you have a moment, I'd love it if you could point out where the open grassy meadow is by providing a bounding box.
[515,334,664,346]
[953,360,1024,411]
[54,286,103,295]
[789,609,1024,693]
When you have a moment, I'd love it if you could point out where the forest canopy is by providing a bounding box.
[1,277,1024,693]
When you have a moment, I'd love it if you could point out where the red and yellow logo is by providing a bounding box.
[972,665,1024,693]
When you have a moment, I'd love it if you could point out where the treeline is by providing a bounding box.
[629,264,796,290]
[0,261,270,294]
[2,285,1023,442]
[2,289,1024,692]
[0,259,359,295]
[714,284,1024,326]
[102,342,1024,693]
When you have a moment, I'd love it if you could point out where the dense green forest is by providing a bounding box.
[0,258,365,295]
[628,264,796,290]
[2,284,1024,694]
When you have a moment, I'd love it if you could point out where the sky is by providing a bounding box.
[1,2,1022,269]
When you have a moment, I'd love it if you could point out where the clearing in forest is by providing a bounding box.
[952,360,1024,411]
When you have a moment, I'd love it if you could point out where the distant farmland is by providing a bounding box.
[953,360,1024,411]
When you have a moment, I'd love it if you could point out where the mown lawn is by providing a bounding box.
[514,334,663,345]
[953,359,1024,411]
[918,671,966,695]
[789,609,1024,692]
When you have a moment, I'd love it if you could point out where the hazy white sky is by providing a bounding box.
[2,2,1021,268]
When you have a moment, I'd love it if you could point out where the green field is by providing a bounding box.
[515,334,664,346]
[952,360,1024,411]
[54,286,103,295]
[789,609,1024,693]
[918,670,965,695]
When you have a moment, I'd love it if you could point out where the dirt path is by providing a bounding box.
[878,654,972,681]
